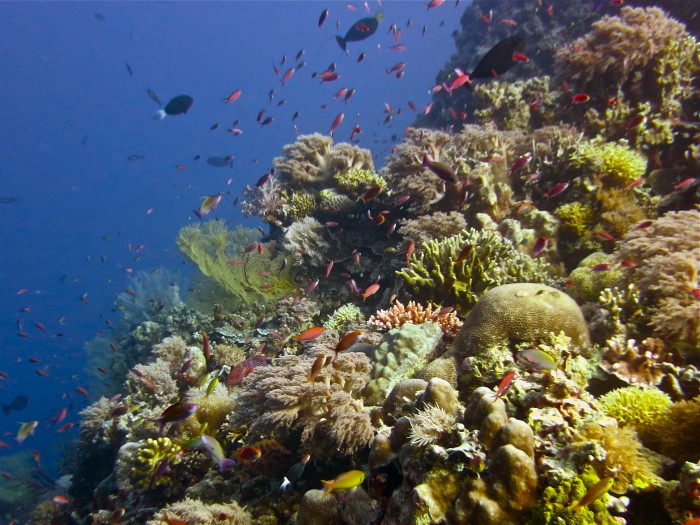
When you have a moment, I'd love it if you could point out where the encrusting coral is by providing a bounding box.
[397,228,557,314]
[367,300,462,337]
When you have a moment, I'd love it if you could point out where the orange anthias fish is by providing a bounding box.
[333,330,363,356]
[308,354,331,382]
[193,194,222,220]
[293,326,325,342]
[362,283,380,301]
[234,445,262,463]
[493,371,515,402]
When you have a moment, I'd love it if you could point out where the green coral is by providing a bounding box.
[555,202,594,238]
[333,165,386,196]
[569,138,647,187]
[131,437,183,489]
[528,466,618,525]
[597,386,671,433]
[284,192,317,221]
[324,304,365,332]
[318,188,355,214]
[397,228,556,314]
[568,253,626,303]
[176,222,296,307]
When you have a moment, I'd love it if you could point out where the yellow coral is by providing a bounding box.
[131,437,183,489]
[285,192,317,221]
[597,386,671,433]
[333,166,386,197]
[569,138,647,187]
[555,202,594,238]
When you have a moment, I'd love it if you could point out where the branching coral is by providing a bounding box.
[367,300,462,337]
[228,352,374,460]
[397,228,557,314]
[177,222,295,307]
[324,304,364,332]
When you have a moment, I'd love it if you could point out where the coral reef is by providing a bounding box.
[569,139,647,188]
[283,216,333,269]
[147,497,252,525]
[397,229,557,314]
[363,322,443,406]
[324,304,364,332]
[367,300,462,337]
[228,352,374,460]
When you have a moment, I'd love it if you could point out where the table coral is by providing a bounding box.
[228,352,374,460]
[367,300,462,337]
[397,229,556,315]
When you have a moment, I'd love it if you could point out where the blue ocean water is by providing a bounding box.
[0,0,462,484]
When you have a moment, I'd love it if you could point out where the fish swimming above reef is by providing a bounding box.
[154,94,194,120]
[336,12,383,51]
[0,197,18,204]
[2,394,28,415]
[470,36,525,80]
[321,469,366,497]
[206,156,234,168]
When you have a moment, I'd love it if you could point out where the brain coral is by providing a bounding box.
[397,228,557,315]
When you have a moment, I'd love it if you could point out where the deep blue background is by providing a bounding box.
[0,1,465,476]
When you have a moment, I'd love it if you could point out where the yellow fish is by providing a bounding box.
[194,194,222,220]
[321,469,365,497]
[16,420,38,443]
[569,477,614,511]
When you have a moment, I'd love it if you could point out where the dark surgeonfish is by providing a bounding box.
[206,156,234,168]
[470,36,525,79]
[336,12,383,51]
[3,394,28,415]
[154,95,193,120]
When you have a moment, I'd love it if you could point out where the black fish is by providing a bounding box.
[336,12,383,51]
[125,61,133,77]
[146,88,162,106]
[94,13,105,21]
[163,95,193,116]
[0,197,18,204]
[206,156,234,168]
[3,394,28,415]
[155,95,194,120]
[470,36,525,79]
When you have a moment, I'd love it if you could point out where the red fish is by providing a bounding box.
[334,330,363,356]
[362,283,380,301]
[509,154,532,174]
[234,445,262,462]
[624,178,645,190]
[571,93,590,104]
[494,371,515,401]
[306,279,320,293]
[328,113,344,136]
[227,355,269,386]
[427,0,445,9]
[533,236,549,256]
[546,182,569,200]
[293,326,325,341]
[200,331,211,361]
[76,386,89,396]
[319,71,340,83]
[597,231,616,242]
[360,185,383,203]
[674,177,695,190]
[224,90,241,103]
[511,52,528,62]
[308,354,330,382]
[281,67,295,85]
[406,240,415,265]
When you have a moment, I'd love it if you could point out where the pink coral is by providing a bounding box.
[368,300,463,337]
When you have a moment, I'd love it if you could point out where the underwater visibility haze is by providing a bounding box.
[0,0,699,524]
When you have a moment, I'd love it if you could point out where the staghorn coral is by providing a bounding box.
[527,465,618,525]
[283,216,333,269]
[397,228,557,314]
[324,303,364,332]
[569,138,647,188]
[613,209,700,356]
[398,211,467,247]
[367,299,462,337]
[363,322,443,406]
[177,222,295,307]
[228,352,374,460]
[570,418,663,492]
[147,497,252,525]
[274,133,373,188]
[555,6,700,118]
